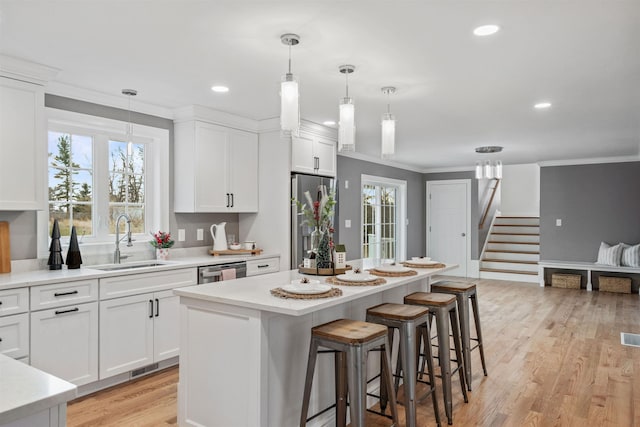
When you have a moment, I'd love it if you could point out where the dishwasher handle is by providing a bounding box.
[200,270,222,278]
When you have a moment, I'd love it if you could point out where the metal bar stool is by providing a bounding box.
[404,292,468,425]
[366,303,441,427]
[300,319,399,427]
[431,281,487,391]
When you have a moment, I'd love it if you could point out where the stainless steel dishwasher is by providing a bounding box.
[198,261,247,284]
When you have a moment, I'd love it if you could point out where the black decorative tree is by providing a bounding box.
[66,225,82,269]
[48,219,64,270]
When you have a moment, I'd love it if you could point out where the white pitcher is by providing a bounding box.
[210,222,228,251]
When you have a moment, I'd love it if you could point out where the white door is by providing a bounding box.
[427,180,470,277]
[99,293,154,379]
[229,129,258,212]
[153,290,180,361]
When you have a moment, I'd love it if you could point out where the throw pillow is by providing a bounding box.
[596,242,623,266]
[620,243,640,267]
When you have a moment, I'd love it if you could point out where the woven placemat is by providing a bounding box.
[325,276,387,286]
[402,262,446,269]
[270,287,343,299]
[368,268,418,277]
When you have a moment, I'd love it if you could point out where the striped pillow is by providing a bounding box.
[620,243,640,267]
[596,242,623,266]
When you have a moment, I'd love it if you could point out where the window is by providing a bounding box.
[361,175,407,261]
[39,108,169,256]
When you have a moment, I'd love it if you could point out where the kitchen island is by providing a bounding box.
[174,260,456,427]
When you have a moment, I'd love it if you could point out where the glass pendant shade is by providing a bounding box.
[338,97,355,152]
[475,162,483,179]
[476,160,503,179]
[280,74,299,132]
[381,112,395,158]
[494,160,503,179]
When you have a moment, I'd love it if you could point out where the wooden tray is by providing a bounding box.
[209,248,263,256]
[298,264,352,276]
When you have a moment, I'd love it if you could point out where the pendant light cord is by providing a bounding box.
[345,70,349,98]
[288,44,292,74]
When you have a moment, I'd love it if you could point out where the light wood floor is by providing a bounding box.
[67,278,640,426]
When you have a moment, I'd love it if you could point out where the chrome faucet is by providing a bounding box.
[114,213,133,263]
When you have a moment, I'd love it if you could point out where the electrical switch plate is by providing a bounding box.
[178,229,186,242]
[344,180,349,189]
[556,219,562,226]
[345,219,351,228]
[196,229,204,240]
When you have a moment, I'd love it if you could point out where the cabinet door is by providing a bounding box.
[0,78,45,210]
[229,129,258,212]
[99,294,154,379]
[0,312,29,359]
[314,137,337,177]
[153,290,180,361]
[30,302,98,385]
[291,134,315,174]
[194,122,230,212]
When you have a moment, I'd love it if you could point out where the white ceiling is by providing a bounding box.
[1,1,639,170]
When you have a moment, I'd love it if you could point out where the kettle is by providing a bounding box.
[210,222,228,251]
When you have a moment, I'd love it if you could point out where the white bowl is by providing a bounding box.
[229,244,242,250]
[412,256,431,261]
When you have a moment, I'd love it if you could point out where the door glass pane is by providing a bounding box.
[362,182,398,261]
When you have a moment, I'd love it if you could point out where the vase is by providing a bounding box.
[310,226,321,255]
[156,248,170,261]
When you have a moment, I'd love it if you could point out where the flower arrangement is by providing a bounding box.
[293,186,336,268]
[149,231,175,249]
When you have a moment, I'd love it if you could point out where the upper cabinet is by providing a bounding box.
[174,120,258,213]
[0,77,46,210]
[291,132,336,177]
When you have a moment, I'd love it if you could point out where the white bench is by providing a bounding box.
[538,260,640,293]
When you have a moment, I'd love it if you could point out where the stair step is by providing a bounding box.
[483,258,539,265]
[492,232,540,236]
[493,224,538,227]
[480,267,538,275]
[485,249,540,254]
[498,216,540,219]
[488,241,539,245]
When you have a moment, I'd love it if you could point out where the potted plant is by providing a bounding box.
[150,230,175,260]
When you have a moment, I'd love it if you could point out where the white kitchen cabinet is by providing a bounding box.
[0,77,46,210]
[174,120,258,213]
[30,301,99,386]
[0,313,29,359]
[291,133,336,177]
[99,290,179,379]
[246,257,280,277]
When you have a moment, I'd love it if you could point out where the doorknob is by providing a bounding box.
[461,233,466,237]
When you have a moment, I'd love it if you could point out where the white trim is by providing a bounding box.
[172,104,259,132]
[339,151,424,173]
[360,174,408,262]
[0,54,59,85]
[537,155,640,167]
[426,179,472,277]
[422,165,476,174]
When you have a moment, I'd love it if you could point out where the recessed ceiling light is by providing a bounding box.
[534,102,552,109]
[323,120,336,126]
[211,85,229,93]
[473,24,500,36]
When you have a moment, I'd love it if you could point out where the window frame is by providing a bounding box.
[38,108,170,259]
[360,174,407,262]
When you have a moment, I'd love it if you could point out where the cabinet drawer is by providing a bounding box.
[0,312,29,359]
[100,268,197,300]
[246,257,280,277]
[31,279,98,311]
[0,287,29,316]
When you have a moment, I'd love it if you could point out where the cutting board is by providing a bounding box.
[0,221,11,273]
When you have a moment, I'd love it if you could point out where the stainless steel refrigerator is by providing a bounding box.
[291,173,338,269]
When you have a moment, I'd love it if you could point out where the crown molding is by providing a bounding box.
[173,105,260,133]
[422,165,476,174]
[337,150,425,173]
[537,155,640,167]
[0,54,59,85]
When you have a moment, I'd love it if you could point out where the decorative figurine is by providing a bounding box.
[48,219,64,270]
[66,226,82,269]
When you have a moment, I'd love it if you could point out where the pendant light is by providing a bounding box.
[338,65,356,152]
[381,86,396,159]
[474,146,503,179]
[280,33,300,133]
[122,89,137,156]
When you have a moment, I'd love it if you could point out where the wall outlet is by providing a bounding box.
[178,229,186,242]
[556,219,562,226]
[345,219,351,228]
[344,180,349,189]
[196,229,204,240]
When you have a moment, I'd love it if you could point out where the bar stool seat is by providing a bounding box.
[300,319,399,427]
[431,281,487,391]
[404,292,468,425]
[366,303,441,427]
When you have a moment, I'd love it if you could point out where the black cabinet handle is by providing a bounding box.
[149,300,154,318]
[257,264,269,268]
[0,300,3,305]
[0,337,3,342]
[226,193,230,207]
[230,193,234,208]
[55,307,79,315]
[54,290,78,297]
[155,298,159,317]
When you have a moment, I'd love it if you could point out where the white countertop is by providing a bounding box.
[0,251,279,290]
[0,354,77,425]
[174,260,456,316]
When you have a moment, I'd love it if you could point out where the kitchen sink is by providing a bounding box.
[92,261,171,271]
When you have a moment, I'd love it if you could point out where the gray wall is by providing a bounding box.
[540,161,640,261]
[1,95,239,260]
[337,156,425,259]
[423,171,481,259]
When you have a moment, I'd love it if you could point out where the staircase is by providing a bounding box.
[480,216,539,282]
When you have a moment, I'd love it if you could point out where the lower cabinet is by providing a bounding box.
[30,301,99,386]
[0,312,29,359]
[99,289,179,379]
